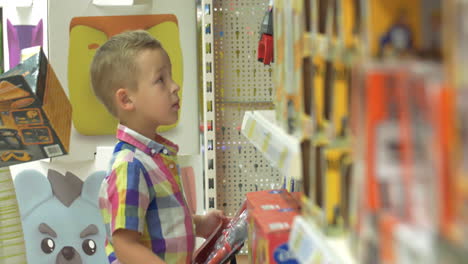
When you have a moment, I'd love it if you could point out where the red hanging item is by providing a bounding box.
[257,5,274,65]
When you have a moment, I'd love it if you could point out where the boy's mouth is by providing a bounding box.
[172,101,180,111]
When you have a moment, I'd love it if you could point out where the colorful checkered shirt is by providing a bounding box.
[99,124,195,264]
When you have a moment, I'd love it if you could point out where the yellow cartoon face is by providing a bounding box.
[68,15,183,135]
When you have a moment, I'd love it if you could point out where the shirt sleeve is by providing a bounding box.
[107,159,150,234]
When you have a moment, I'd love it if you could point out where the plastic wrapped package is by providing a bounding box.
[193,203,248,264]
[204,209,248,264]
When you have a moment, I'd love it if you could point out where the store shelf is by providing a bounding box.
[92,0,150,6]
[289,216,356,264]
[241,110,302,179]
[0,0,32,7]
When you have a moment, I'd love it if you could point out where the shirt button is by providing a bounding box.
[163,149,169,155]
[150,149,156,155]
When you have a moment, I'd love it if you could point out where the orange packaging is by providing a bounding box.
[250,209,299,264]
[246,189,300,263]
[379,213,399,263]
[246,189,301,213]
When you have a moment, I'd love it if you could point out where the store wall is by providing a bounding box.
[7,0,205,216]
[48,0,200,162]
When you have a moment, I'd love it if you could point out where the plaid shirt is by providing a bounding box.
[99,124,195,264]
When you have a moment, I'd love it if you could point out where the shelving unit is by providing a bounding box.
[242,108,357,264]
[239,0,360,262]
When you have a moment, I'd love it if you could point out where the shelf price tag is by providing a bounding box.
[247,119,257,139]
[278,147,289,169]
[290,216,343,264]
[261,132,272,152]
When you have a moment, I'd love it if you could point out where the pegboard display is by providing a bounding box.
[214,103,282,215]
[211,0,283,216]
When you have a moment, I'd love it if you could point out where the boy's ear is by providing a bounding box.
[115,88,134,111]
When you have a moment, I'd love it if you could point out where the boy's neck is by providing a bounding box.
[120,120,158,141]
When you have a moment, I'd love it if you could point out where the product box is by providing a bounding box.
[246,189,300,263]
[323,145,352,235]
[273,0,305,136]
[246,189,301,212]
[452,89,468,245]
[367,1,423,58]
[250,209,299,264]
[0,48,71,166]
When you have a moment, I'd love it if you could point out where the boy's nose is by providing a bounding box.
[172,82,180,93]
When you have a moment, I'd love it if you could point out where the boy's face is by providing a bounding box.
[130,48,180,128]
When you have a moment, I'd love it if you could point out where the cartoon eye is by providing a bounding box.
[82,239,96,255]
[41,238,55,254]
[88,43,100,50]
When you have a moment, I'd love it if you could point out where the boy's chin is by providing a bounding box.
[160,118,179,127]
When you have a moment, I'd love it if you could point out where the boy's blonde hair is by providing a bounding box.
[90,30,162,116]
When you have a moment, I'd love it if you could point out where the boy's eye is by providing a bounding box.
[155,78,163,84]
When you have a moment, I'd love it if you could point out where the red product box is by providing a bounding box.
[290,192,303,206]
[246,189,301,213]
[246,189,299,263]
[250,209,299,264]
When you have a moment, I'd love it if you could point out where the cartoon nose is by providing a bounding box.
[61,247,75,260]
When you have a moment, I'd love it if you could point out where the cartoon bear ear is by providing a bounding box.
[14,170,53,219]
[81,171,106,206]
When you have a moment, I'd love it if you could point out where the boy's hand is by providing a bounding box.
[194,210,227,239]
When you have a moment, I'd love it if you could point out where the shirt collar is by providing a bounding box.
[116,124,178,156]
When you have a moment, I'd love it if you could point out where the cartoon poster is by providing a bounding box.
[14,169,107,264]
[68,15,183,136]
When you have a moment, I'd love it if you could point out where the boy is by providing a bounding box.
[91,30,225,264]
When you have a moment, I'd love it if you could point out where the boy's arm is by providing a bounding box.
[113,229,166,264]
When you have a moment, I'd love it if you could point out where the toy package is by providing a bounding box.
[306,0,354,236]
[453,89,468,246]
[366,0,422,58]
[0,48,71,166]
[246,189,301,212]
[350,62,447,263]
[193,203,249,264]
[273,0,305,136]
[250,208,299,264]
[366,0,442,60]
[245,189,300,263]
[204,210,248,264]
[307,0,330,221]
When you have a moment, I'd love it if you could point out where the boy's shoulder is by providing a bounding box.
[111,141,139,166]
[110,140,152,170]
